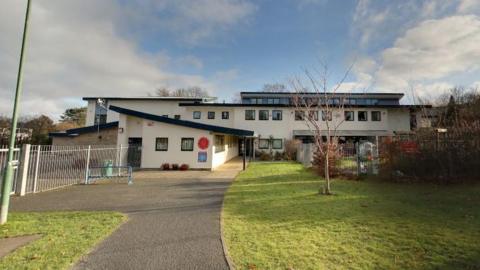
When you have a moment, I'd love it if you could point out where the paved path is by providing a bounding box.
[11,159,245,270]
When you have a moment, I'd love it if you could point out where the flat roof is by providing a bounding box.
[50,121,119,137]
[82,96,215,101]
[178,102,429,109]
[109,105,254,136]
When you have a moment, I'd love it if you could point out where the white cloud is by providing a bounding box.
[0,0,253,119]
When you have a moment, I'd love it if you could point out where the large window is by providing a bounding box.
[295,110,305,121]
[322,111,332,121]
[94,101,108,125]
[358,111,368,121]
[272,110,282,120]
[308,111,319,121]
[371,111,381,121]
[193,111,201,119]
[208,111,215,119]
[155,137,168,151]
[259,110,269,120]
[181,138,194,151]
[345,111,354,121]
[222,111,229,119]
[245,110,255,120]
[215,135,225,153]
[258,139,269,149]
[272,139,283,149]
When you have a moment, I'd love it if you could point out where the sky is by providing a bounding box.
[1,0,480,119]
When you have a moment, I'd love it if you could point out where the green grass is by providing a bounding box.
[0,211,125,270]
[222,162,480,270]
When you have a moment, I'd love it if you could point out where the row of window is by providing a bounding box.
[193,111,229,120]
[245,110,282,120]
[258,138,283,149]
[294,110,381,122]
[155,135,232,153]
[242,97,385,106]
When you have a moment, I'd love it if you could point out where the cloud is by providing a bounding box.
[119,0,257,45]
[0,0,252,119]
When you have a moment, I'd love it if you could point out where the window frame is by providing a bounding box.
[272,139,283,149]
[214,135,225,153]
[174,115,181,120]
[371,111,381,121]
[308,110,319,121]
[155,137,168,151]
[321,111,332,121]
[345,111,354,121]
[193,111,201,119]
[259,110,269,120]
[294,110,305,121]
[258,139,270,149]
[358,111,368,121]
[207,111,215,119]
[221,111,229,120]
[180,137,194,151]
[272,110,282,121]
[245,110,256,120]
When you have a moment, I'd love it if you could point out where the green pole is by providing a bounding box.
[1,0,32,225]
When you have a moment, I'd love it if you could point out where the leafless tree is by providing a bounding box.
[152,86,210,97]
[290,62,354,195]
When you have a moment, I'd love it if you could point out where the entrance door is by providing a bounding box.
[127,137,142,168]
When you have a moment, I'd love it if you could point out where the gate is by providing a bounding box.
[0,148,21,194]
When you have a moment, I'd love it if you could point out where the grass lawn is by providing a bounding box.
[222,162,480,270]
[0,211,125,270]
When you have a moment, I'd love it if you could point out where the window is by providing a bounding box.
[259,110,269,120]
[222,111,229,119]
[181,138,194,151]
[295,110,305,121]
[272,139,283,149]
[94,101,108,125]
[308,111,319,121]
[272,110,282,120]
[193,111,201,119]
[259,139,269,149]
[371,111,381,121]
[322,111,332,121]
[245,110,255,120]
[208,111,215,119]
[155,138,168,151]
[95,115,107,125]
[358,111,368,121]
[215,135,225,153]
[174,115,181,120]
[345,111,354,121]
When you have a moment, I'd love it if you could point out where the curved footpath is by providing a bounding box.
[11,159,244,270]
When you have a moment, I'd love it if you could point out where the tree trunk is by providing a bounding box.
[324,149,331,194]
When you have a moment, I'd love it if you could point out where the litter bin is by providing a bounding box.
[103,160,113,177]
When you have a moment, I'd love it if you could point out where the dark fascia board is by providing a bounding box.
[82,97,208,101]
[49,121,119,138]
[240,91,404,96]
[178,103,431,109]
[109,105,254,136]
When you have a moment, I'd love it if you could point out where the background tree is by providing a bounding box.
[21,115,55,144]
[152,86,210,97]
[59,107,86,126]
[291,63,353,195]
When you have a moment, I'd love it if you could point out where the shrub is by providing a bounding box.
[274,151,284,161]
[312,143,341,178]
[161,163,170,170]
[259,151,272,161]
[179,164,189,171]
[171,163,179,170]
[284,139,301,160]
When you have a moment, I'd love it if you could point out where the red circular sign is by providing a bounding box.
[198,137,209,150]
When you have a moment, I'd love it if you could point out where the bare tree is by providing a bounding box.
[152,86,210,97]
[290,63,353,195]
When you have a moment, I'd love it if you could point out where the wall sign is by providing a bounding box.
[198,151,207,162]
[198,137,209,150]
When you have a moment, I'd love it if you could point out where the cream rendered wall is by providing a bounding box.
[141,120,214,169]
[86,100,96,126]
[388,108,411,132]
[211,135,239,169]
[105,100,189,124]
[182,107,235,127]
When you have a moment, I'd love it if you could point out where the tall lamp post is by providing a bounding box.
[1,0,32,224]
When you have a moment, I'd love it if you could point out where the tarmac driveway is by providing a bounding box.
[10,160,243,270]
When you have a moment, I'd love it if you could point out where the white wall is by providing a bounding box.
[86,100,96,126]
[141,120,214,169]
[211,134,239,169]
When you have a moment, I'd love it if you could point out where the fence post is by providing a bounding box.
[17,144,30,196]
[85,145,91,184]
[118,144,123,176]
[33,145,41,193]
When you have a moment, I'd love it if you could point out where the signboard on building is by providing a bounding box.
[198,151,207,162]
